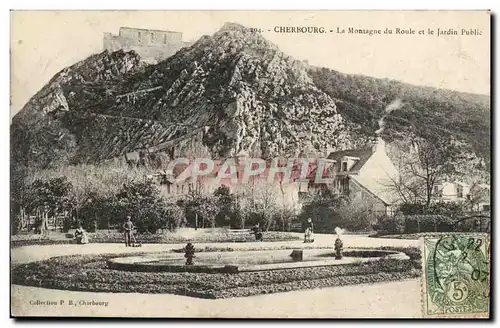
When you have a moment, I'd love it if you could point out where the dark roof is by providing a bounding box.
[327,147,374,172]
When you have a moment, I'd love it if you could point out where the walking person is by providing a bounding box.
[123,216,135,247]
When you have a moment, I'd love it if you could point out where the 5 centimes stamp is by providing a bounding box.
[422,234,490,318]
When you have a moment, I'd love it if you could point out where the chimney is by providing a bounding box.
[372,137,386,154]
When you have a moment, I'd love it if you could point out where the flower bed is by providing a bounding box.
[11,234,52,241]
[11,247,421,299]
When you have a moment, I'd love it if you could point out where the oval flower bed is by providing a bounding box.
[11,247,421,299]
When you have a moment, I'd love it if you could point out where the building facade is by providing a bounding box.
[103,27,194,64]
[323,138,400,216]
[144,138,400,217]
[434,181,490,212]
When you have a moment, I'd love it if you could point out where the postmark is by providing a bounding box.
[422,234,490,318]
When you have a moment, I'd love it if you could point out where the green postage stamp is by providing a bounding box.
[422,234,490,318]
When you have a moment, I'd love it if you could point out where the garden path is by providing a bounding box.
[11,279,420,318]
[11,233,419,265]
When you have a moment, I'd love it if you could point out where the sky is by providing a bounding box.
[10,10,490,118]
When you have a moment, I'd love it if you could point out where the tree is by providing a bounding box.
[10,165,37,233]
[274,205,296,232]
[253,181,279,231]
[29,177,74,234]
[298,190,343,233]
[336,195,380,231]
[115,181,175,233]
[213,186,235,227]
[387,134,466,210]
[465,182,490,212]
[163,202,185,232]
[184,190,219,229]
[232,186,251,229]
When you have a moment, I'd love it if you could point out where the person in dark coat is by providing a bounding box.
[123,216,135,247]
[251,223,263,241]
[304,218,314,243]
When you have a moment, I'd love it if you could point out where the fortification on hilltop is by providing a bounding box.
[103,27,194,64]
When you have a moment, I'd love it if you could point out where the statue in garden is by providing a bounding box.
[184,242,195,265]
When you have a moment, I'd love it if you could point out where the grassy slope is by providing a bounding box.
[308,67,490,161]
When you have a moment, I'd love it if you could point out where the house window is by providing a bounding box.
[457,185,463,198]
[341,177,349,194]
[482,204,490,212]
[138,31,141,41]
[434,185,442,198]
[341,162,348,172]
[151,33,154,42]
[164,34,167,44]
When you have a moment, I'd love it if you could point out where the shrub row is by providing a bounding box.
[10,230,300,248]
[374,214,489,235]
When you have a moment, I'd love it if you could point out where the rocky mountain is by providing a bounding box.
[11,50,147,168]
[11,23,490,173]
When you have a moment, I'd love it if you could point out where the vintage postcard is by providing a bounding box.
[10,10,491,318]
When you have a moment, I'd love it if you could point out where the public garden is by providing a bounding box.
[10,171,489,317]
[11,231,423,317]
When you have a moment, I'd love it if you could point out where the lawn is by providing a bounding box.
[11,246,421,299]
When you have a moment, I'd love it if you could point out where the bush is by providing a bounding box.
[404,215,455,233]
[428,201,466,218]
[375,214,459,235]
[298,193,343,233]
[373,215,405,234]
[299,192,381,233]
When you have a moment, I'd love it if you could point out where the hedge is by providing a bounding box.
[10,230,300,248]
[374,215,489,235]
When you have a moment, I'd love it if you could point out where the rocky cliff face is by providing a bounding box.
[93,23,358,159]
[11,50,146,169]
[11,23,489,172]
[12,23,360,169]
